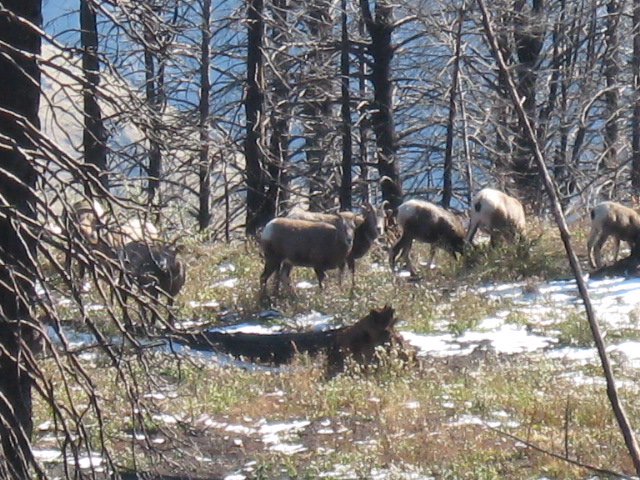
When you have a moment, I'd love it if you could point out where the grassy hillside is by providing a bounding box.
[33,218,640,479]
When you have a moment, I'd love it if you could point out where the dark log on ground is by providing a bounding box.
[590,255,640,280]
[169,327,344,365]
[166,305,414,374]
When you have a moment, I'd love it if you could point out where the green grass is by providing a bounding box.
[30,220,640,479]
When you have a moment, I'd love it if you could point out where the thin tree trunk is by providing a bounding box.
[360,0,403,210]
[340,0,353,211]
[80,0,108,191]
[603,0,620,189]
[479,0,640,473]
[0,2,41,477]
[303,0,333,211]
[442,5,465,208]
[198,0,212,231]
[512,0,544,203]
[631,0,640,193]
[245,0,267,235]
[266,0,289,216]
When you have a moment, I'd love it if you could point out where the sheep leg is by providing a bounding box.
[390,233,411,272]
[347,256,356,289]
[399,238,416,276]
[464,219,480,245]
[260,257,281,295]
[279,262,293,292]
[587,227,600,269]
[426,243,436,269]
[593,234,609,269]
[314,268,327,290]
[611,236,621,263]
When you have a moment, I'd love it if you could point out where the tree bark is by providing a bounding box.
[0,1,41,477]
[198,0,212,231]
[512,0,544,202]
[631,0,640,193]
[602,0,620,189]
[245,0,268,235]
[360,0,403,210]
[80,0,108,191]
[340,0,353,211]
[266,0,289,216]
[442,6,465,208]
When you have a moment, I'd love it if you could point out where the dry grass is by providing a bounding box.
[31,218,640,479]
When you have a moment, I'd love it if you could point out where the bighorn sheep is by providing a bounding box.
[118,241,186,326]
[64,199,160,286]
[465,188,526,246]
[259,215,356,294]
[389,199,465,276]
[587,201,640,269]
[285,203,379,286]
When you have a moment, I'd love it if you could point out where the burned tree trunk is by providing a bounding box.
[360,0,403,210]
[245,0,269,235]
[80,0,108,191]
[0,1,41,477]
[198,0,212,231]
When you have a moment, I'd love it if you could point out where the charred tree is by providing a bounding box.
[512,0,545,202]
[80,0,108,191]
[360,0,403,210]
[266,0,290,216]
[0,1,41,477]
[245,0,269,235]
[339,0,353,211]
[197,0,212,231]
[632,0,640,193]
[442,6,465,208]
[602,0,620,191]
[303,0,335,211]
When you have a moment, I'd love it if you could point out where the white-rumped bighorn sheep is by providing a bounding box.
[284,203,379,286]
[118,241,186,326]
[259,215,356,295]
[465,188,526,246]
[389,199,465,276]
[587,201,640,269]
[64,199,160,287]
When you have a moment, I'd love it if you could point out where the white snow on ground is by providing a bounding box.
[39,272,640,478]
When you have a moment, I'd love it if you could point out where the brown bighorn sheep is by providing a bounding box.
[587,201,640,269]
[465,188,526,246]
[118,241,186,326]
[285,203,379,286]
[259,215,356,294]
[389,199,465,276]
[64,200,160,286]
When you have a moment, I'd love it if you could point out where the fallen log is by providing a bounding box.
[590,254,640,280]
[166,305,414,375]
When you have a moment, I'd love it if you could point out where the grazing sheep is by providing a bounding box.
[587,201,640,269]
[259,216,356,294]
[64,200,107,283]
[109,217,160,248]
[285,203,380,286]
[465,188,526,246]
[118,241,186,326]
[389,199,465,276]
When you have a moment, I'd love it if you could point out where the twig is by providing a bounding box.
[476,0,640,474]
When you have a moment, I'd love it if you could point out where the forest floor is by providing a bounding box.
[31,219,640,480]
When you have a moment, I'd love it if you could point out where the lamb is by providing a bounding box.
[389,199,465,276]
[285,203,380,286]
[259,215,356,295]
[118,241,186,326]
[587,201,640,269]
[465,188,526,246]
